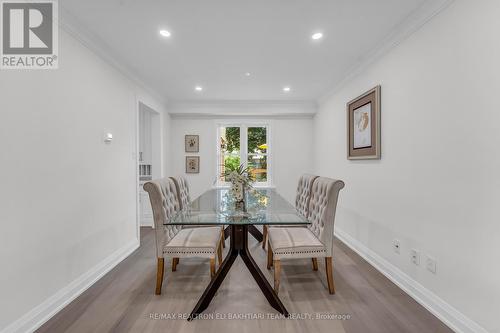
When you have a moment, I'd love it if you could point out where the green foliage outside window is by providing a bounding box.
[225,127,240,153]
[224,127,266,153]
[248,127,267,153]
[224,155,240,171]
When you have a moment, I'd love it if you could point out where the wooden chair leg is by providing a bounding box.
[273,259,281,294]
[171,257,179,272]
[262,225,268,249]
[155,258,165,295]
[312,258,318,271]
[210,258,216,278]
[220,228,225,248]
[325,257,336,294]
[217,243,223,266]
[267,243,273,269]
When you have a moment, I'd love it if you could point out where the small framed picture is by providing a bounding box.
[186,156,200,174]
[347,86,381,160]
[185,135,199,152]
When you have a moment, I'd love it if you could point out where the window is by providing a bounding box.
[217,124,270,186]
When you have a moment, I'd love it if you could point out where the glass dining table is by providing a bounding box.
[167,188,309,320]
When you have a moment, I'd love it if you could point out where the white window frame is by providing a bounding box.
[216,121,272,188]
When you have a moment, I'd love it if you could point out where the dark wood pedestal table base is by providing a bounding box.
[188,225,287,320]
[223,224,263,242]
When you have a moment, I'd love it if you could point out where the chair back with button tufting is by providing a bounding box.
[307,177,345,257]
[170,176,191,211]
[295,174,319,218]
[144,178,181,257]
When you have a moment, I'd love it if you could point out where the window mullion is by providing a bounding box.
[217,126,222,186]
[241,125,248,168]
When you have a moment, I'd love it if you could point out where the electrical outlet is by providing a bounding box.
[426,257,437,274]
[393,239,401,254]
[410,249,420,265]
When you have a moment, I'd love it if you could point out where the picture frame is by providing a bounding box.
[347,85,381,160]
[185,135,199,152]
[186,156,200,174]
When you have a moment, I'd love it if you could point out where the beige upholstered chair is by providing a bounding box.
[170,175,226,249]
[294,174,319,218]
[170,176,190,210]
[144,178,223,295]
[267,177,344,294]
[262,174,319,249]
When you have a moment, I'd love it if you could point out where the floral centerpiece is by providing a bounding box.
[224,163,255,207]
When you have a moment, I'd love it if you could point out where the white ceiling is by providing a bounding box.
[60,0,442,103]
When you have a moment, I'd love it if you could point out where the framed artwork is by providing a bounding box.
[185,135,199,152]
[186,156,200,174]
[347,86,381,160]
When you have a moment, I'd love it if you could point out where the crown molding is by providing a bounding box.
[168,99,317,109]
[168,100,317,117]
[170,112,314,120]
[58,6,167,106]
[317,0,455,105]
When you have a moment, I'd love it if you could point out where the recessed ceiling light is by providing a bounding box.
[283,86,291,92]
[159,29,171,37]
[195,86,203,92]
[244,72,251,77]
[311,32,323,40]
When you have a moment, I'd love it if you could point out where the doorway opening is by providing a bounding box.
[137,102,161,234]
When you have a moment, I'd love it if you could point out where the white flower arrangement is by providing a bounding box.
[223,164,254,203]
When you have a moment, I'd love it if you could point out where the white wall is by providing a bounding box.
[170,116,314,203]
[0,29,169,332]
[313,1,499,332]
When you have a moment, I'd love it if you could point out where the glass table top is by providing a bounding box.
[167,188,310,226]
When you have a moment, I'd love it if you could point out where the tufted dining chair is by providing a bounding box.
[262,174,319,249]
[170,176,190,211]
[267,177,345,294]
[144,177,223,295]
[170,175,226,250]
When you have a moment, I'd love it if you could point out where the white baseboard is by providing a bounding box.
[2,229,486,333]
[334,228,488,333]
[2,239,140,333]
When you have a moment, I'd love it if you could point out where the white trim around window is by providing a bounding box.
[216,120,273,188]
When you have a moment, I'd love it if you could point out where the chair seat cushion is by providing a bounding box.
[268,227,326,260]
[163,227,220,258]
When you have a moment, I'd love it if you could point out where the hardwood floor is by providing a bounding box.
[37,227,453,333]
